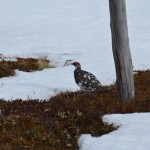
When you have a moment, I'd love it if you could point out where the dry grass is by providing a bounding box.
[0,70,150,150]
[0,58,50,78]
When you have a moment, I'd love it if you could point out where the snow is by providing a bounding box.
[0,0,116,100]
[78,113,150,150]
[0,0,150,149]
[0,0,149,100]
[0,68,77,100]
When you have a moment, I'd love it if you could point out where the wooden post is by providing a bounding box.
[109,0,135,102]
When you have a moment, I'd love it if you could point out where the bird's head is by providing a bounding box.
[64,60,81,69]
[71,61,81,69]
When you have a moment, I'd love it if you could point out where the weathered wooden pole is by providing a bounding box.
[109,0,135,102]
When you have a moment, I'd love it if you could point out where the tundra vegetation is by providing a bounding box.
[0,58,150,150]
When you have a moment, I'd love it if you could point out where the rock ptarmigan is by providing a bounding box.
[64,60,102,91]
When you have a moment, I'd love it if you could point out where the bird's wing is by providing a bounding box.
[78,70,102,88]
